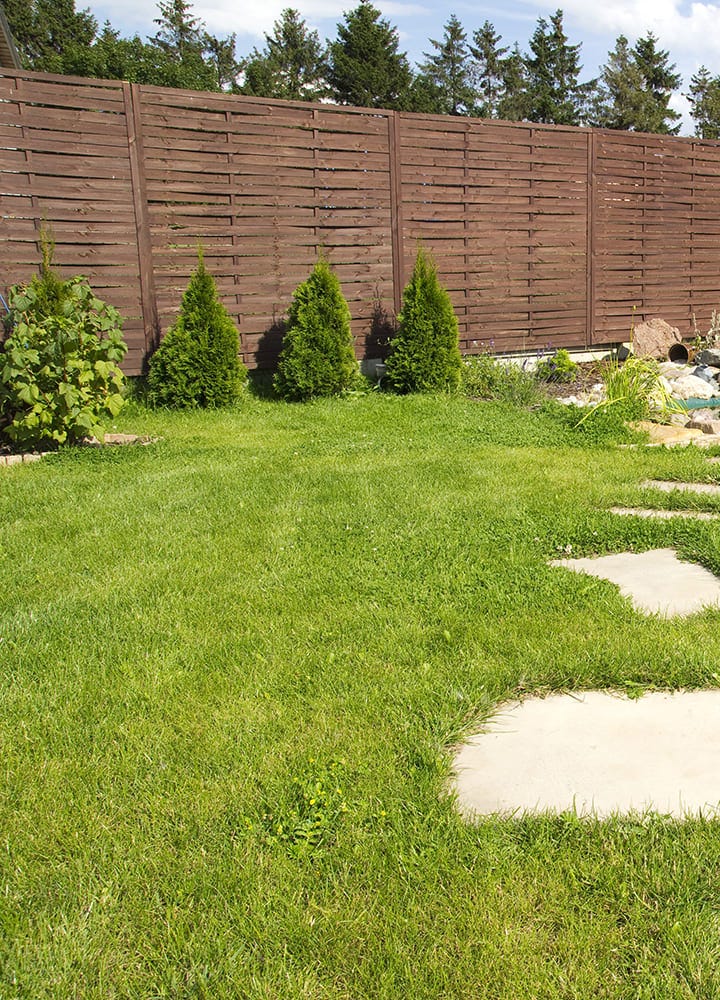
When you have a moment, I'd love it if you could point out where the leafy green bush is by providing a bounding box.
[274,256,360,402]
[384,248,462,394]
[534,348,578,384]
[0,272,127,449]
[147,250,246,408]
[462,354,543,407]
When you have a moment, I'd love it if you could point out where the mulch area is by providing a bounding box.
[540,360,608,400]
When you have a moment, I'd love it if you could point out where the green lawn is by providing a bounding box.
[2,393,720,998]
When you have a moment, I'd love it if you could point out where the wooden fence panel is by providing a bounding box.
[397,115,589,354]
[2,70,720,373]
[0,71,147,372]
[135,85,395,367]
[592,131,720,343]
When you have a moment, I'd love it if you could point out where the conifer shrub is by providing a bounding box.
[273,256,359,401]
[0,233,127,448]
[384,247,462,393]
[147,250,245,408]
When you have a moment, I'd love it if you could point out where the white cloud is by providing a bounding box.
[91,0,429,44]
[563,0,720,61]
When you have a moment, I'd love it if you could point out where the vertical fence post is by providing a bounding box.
[388,110,404,315]
[123,82,159,359]
[586,129,596,347]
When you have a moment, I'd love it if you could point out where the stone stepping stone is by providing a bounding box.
[641,479,720,495]
[453,691,720,819]
[609,507,718,521]
[550,547,720,616]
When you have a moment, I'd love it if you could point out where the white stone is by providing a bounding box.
[671,374,718,400]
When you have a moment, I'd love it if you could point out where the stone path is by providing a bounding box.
[454,429,720,820]
[453,691,720,819]
[609,507,719,521]
[641,479,720,495]
[549,548,720,616]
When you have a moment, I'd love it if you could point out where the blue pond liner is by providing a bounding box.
[679,396,720,410]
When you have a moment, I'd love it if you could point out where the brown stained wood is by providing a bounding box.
[6,73,720,370]
[124,82,160,357]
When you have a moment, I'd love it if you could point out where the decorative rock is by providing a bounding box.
[630,421,704,445]
[697,348,720,368]
[632,318,681,359]
[688,419,720,435]
[671,374,719,400]
[692,365,719,386]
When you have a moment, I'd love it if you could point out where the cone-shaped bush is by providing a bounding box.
[385,248,462,393]
[274,257,359,401]
[148,250,245,408]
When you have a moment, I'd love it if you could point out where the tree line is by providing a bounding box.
[7,0,720,137]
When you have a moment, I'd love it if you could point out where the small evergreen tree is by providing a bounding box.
[384,248,462,394]
[147,250,245,408]
[274,257,359,402]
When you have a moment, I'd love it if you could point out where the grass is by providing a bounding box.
[1,392,720,998]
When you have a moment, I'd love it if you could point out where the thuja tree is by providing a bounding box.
[384,247,462,393]
[147,250,245,408]
[274,256,359,401]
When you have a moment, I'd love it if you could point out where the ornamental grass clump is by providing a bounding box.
[0,231,127,448]
[147,249,245,408]
[384,247,462,394]
[274,256,360,402]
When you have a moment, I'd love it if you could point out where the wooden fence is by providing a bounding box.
[2,68,720,374]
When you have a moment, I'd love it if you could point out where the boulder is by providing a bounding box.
[671,374,719,401]
[633,318,681,359]
[696,348,720,368]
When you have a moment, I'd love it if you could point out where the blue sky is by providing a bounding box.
[84,0,720,132]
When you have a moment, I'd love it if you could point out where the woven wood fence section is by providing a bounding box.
[2,68,720,374]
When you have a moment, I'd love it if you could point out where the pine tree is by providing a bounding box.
[496,44,530,121]
[417,15,477,116]
[593,32,680,134]
[687,66,720,139]
[469,21,509,119]
[149,0,233,91]
[524,10,595,126]
[242,9,327,102]
[204,33,241,91]
[148,250,245,408]
[274,257,359,402]
[327,1,412,109]
[384,247,462,394]
[631,32,681,134]
[591,35,646,129]
[4,0,97,72]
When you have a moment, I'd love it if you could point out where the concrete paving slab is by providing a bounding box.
[609,506,719,521]
[641,479,720,495]
[453,691,720,818]
[550,547,720,616]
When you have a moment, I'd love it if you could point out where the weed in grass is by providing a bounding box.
[261,758,349,853]
[461,354,544,407]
